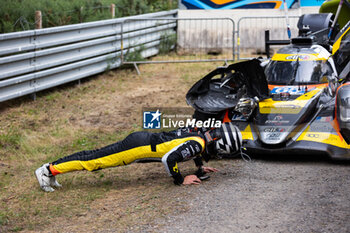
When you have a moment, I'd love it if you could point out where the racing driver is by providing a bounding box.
[35,122,242,192]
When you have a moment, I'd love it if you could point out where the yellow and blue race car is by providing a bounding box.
[186,13,350,159]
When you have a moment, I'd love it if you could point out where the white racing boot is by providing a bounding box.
[49,175,62,188]
[35,163,55,192]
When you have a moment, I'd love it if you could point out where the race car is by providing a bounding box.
[186,12,350,160]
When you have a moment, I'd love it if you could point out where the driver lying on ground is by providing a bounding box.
[35,122,242,192]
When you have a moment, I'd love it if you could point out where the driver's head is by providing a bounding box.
[204,122,242,157]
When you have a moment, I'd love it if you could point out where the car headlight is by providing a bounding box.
[336,85,350,143]
[339,98,350,122]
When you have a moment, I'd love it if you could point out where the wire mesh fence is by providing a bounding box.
[121,17,235,67]
[237,16,300,60]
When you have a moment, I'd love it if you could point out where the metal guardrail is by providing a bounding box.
[236,16,300,60]
[0,12,305,102]
[0,10,177,102]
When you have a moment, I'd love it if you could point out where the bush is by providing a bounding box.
[0,0,177,33]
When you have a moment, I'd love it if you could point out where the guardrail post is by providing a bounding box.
[30,93,37,101]
[110,4,115,18]
[35,11,42,29]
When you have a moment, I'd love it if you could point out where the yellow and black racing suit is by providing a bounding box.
[49,129,206,185]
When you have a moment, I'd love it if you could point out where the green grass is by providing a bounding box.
[0,211,9,226]
[0,128,22,151]
[0,58,224,232]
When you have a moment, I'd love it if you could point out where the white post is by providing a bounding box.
[110,4,115,18]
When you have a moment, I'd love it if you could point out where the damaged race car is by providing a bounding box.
[186,12,350,160]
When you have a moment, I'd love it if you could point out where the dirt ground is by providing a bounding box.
[1,61,350,232]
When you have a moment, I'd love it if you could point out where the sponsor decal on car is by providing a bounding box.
[316,116,332,122]
[260,104,301,109]
[266,132,281,140]
[264,127,286,132]
[271,53,327,61]
[265,115,290,125]
[270,86,315,95]
[285,55,310,60]
[306,133,320,138]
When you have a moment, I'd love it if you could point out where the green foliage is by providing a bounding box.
[159,32,177,54]
[115,0,175,17]
[0,0,177,33]
[0,210,9,226]
[124,45,146,62]
[105,55,119,73]
[115,0,149,18]
[10,226,23,232]
[0,128,22,151]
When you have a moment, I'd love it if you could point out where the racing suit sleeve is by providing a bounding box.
[161,140,203,185]
[193,156,203,167]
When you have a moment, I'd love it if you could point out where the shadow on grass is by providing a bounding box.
[0,66,138,112]
[0,78,91,111]
[56,166,174,193]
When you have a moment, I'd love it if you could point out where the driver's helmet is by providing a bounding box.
[205,122,242,155]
